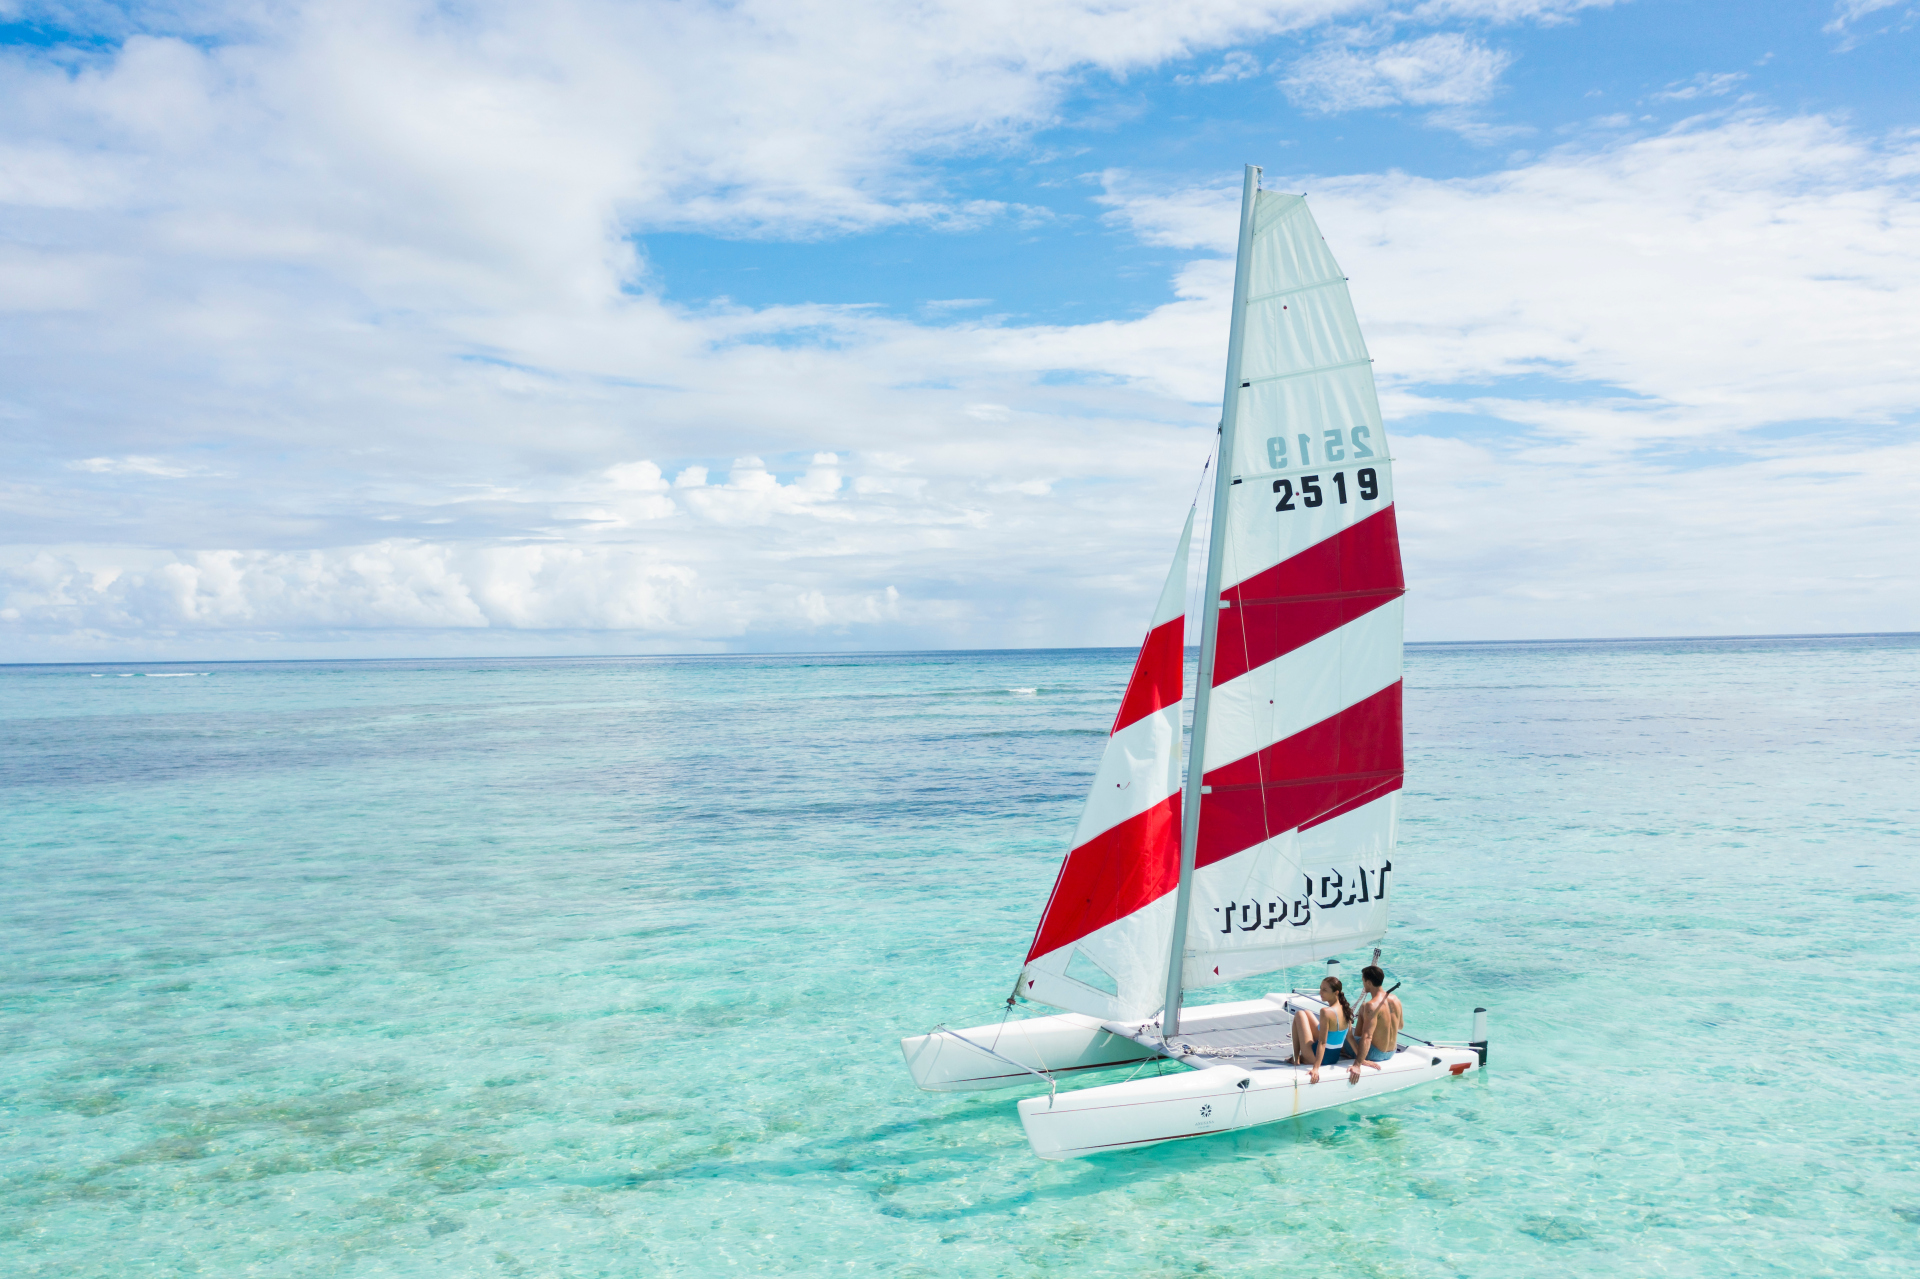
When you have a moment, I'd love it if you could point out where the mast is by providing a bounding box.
[1161,163,1261,1042]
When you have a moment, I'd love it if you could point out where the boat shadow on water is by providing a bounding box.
[515,1072,1465,1223]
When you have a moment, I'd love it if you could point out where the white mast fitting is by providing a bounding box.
[899,165,1490,1159]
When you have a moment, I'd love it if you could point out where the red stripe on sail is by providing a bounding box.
[1212,506,1405,686]
[1195,682,1402,870]
[1026,793,1182,963]
[1111,616,1185,736]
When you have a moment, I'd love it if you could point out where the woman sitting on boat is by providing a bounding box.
[1289,976,1351,1083]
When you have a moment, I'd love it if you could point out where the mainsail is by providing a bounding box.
[1176,185,1405,996]
[1022,173,1403,1028]
[1020,510,1193,1020]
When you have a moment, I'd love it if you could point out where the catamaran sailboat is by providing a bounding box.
[901,166,1487,1160]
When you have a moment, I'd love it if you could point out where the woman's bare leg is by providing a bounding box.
[1290,1010,1316,1066]
[1290,1010,1330,1081]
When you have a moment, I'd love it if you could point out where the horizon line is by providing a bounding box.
[1,629,1915,669]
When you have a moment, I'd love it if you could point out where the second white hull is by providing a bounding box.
[899,1012,1157,1092]
[1017,1041,1479,1159]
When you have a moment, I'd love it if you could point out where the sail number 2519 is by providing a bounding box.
[1267,426,1373,469]
[1275,468,1378,511]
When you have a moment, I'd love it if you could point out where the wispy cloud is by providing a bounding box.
[1825,0,1904,34]
[70,456,212,478]
[1411,0,1619,19]
[1175,50,1263,85]
[1281,34,1518,137]
[1652,71,1747,101]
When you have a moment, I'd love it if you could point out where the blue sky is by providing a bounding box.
[1,0,1916,658]
[645,2,1916,319]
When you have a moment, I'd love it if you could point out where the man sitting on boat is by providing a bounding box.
[1347,965,1403,1081]
[1289,976,1352,1083]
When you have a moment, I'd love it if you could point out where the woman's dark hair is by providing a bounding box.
[1322,975,1353,1025]
[1361,964,1386,989]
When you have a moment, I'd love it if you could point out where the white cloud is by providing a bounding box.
[1412,0,1616,18]
[1176,50,1264,85]
[0,0,1399,271]
[1825,0,1904,36]
[1097,173,1243,251]
[70,455,205,477]
[1651,71,1747,101]
[1100,114,1920,433]
[3,540,725,633]
[1092,115,1920,637]
[0,2,1916,656]
[603,460,669,492]
[674,455,847,526]
[1314,114,1920,430]
[1282,33,1514,115]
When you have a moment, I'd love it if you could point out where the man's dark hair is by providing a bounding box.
[1361,965,1385,989]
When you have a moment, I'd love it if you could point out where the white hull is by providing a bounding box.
[900,1012,1157,1092]
[907,994,1481,1159]
[1017,1039,1478,1160]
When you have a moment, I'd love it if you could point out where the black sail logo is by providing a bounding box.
[1211,862,1390,933]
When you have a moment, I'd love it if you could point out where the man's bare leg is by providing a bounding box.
[1347,1004,1374,1083]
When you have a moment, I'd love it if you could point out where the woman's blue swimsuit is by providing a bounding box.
[1321,1035,1392,1066]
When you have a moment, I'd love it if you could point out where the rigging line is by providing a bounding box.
[1187,445,1217,614]
[1228,489,1272,900]
[1242,357,1372,388]
[990,985,1018,1050]
[1207,768,1400,794]
[1184,445,1219,734]
[1231,586,1404,608]
[1186,429,1260,904]
[1177,1039,1297,1058]
[1244,275,1347,305]
[930,1025,1058,1103]
[1190,443,1216,509]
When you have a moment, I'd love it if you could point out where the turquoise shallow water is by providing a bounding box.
[2,637,1917,1277]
